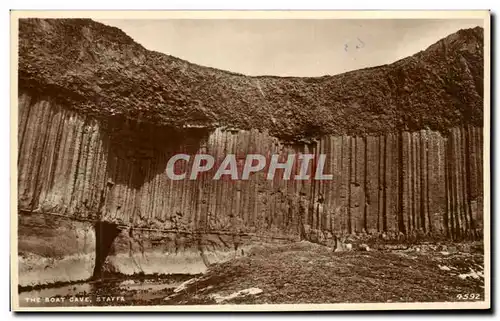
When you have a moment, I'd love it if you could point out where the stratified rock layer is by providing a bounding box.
[17,19,485,286]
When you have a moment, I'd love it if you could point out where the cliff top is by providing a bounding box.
[18,19,484,140]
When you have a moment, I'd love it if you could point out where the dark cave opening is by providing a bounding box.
[92,221,122,279]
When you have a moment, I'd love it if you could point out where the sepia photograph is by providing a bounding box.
[10,10,490,311]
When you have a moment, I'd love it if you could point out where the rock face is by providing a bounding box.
[17,19,484,286]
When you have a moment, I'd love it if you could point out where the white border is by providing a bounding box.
[9,9,491,313]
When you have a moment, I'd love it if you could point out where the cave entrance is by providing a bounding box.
[92,221,121,279]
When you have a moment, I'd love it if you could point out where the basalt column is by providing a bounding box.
[17,90,484,285]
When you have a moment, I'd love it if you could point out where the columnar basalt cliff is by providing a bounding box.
[17,19,484,286]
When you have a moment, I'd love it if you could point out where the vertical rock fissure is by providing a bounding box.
[47,112,67,194]
[464,125,477,238]
[377,136,382,232]
[444,136,451,239]
[347,139,353,234]
[447,135,458,239]
[382,134,388,232]
[426,137,432,233]
[419,133,426,233]
[458,128,469,237]
[410,133,416,232]
[462,126,475,238]
[18,95,34,165]
[30,102,54,211]
[397,131,406,234]
[363,136,368,233]
[67,128,87,211]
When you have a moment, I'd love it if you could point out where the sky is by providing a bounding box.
[96,18,483,77]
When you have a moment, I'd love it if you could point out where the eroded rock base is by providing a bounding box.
[103,229,293,275]
[18,212,95,287]
[18,212,296,286]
